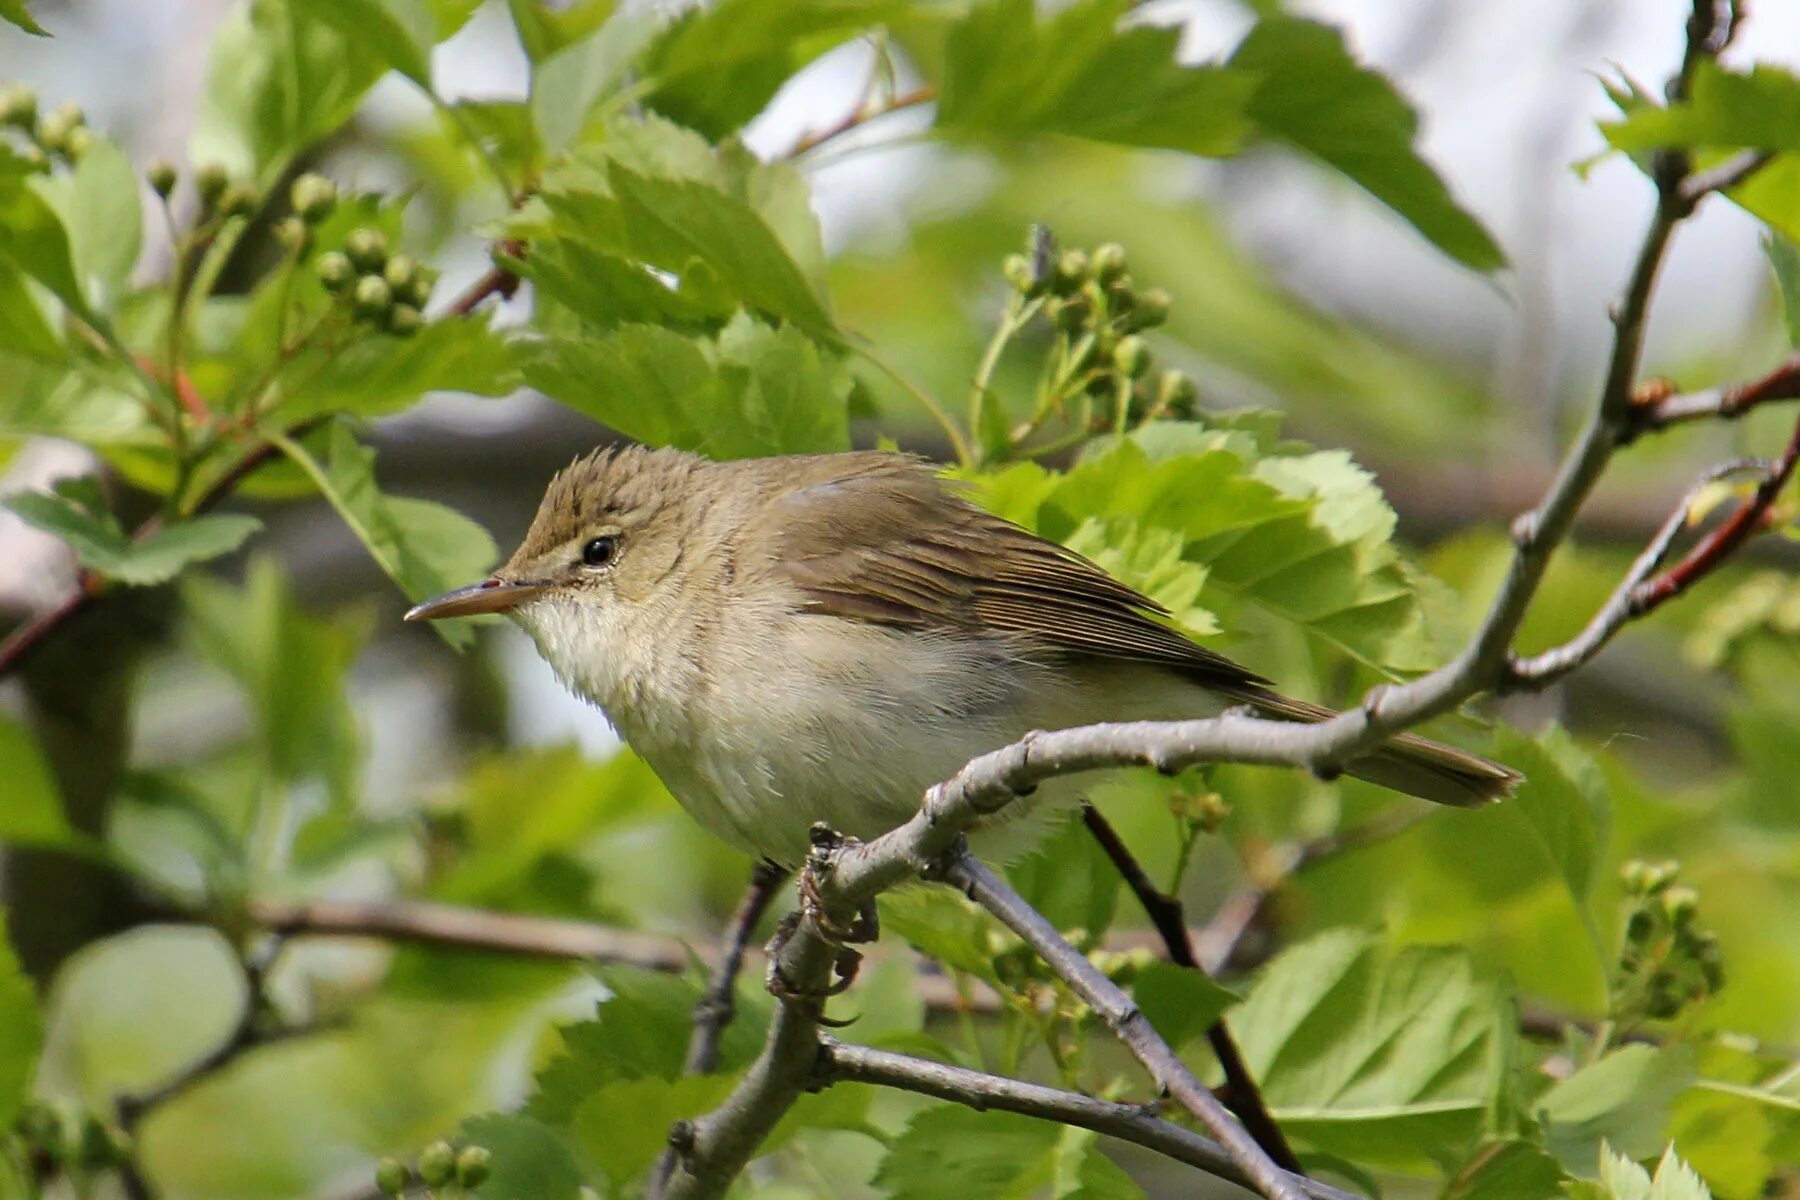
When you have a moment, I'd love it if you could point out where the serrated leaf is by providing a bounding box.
[309,0,436,85]
[1131,961,1240,1053]
[0,174,93,320]
[570,1073,736,1186]
[0,261,62,361]
[939,0,1256,157]
[286,423,498,647]
[878,888,1005,986]
[531,11,665,149]
[1602,63,1800,154]
[0,715,71,847]
[34,136,140,307]
[1490,725,1610,967]
[1539,1046,1698,1175]
[1230,928,1516,1171]
[109,514,262,586]
[455,1112,583,1200]
[521,315,850,458]
[279,314,518,420]
[1573,1143,1715,1200]
[507,0,617,64]
[874,1106,1061,1200]
[0,913,42,1132]
[1230,18,1503,272]
[1764,232,1800,348]
[1003,812,1121,937]
[3,486,127,569]
[0,0,47,35]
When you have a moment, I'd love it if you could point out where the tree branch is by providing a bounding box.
[818,1040,1358,1200]
[1080,806,1301,1174]
[682,862,790,1075]
[788,85,936,158]
[1632,354,1800,432]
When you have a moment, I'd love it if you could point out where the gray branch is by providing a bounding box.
[819,1040,1360,1200]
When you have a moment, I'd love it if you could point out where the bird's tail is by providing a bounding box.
[1244,691,1520,808]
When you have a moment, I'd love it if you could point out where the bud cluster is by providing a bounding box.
[1614,858,1724,1023]
[315,225,437,338]
[1002,238,1197,428]
[0,85,92,169]
[375,1140,491,1197]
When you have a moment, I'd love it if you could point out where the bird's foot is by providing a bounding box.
[799,824,881,945]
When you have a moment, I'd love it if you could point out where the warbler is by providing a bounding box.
[408,447,1517,864]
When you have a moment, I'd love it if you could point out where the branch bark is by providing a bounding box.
[818,1040,1358,1200]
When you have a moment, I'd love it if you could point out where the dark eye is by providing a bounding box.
[582,535,617,568]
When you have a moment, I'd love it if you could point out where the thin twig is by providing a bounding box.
[947,854,1304,1200]
[1079,806,1302,1174]
[683,862,790,1075]
[1678,148,1776,204]
[819,1040,1358,1200]
[1633,354,1800,431]
[788,85,936,158]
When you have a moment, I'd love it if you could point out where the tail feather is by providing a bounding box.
[1243,691,1520,808]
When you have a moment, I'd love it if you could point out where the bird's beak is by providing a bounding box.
[404,578,547,622]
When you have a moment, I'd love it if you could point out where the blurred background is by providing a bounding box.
[5,2,1800,1197]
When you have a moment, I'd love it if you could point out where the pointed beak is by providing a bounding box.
[404,578,547,622]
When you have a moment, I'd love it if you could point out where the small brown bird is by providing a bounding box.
[408,447,1518,865]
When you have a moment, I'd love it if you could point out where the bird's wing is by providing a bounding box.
[762,454,1270,694]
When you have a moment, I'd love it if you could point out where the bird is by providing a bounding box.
[406,445,1518,866]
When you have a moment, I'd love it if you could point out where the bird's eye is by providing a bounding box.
[582,535,617,568]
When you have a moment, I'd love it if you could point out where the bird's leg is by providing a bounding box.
[798,824,880,945]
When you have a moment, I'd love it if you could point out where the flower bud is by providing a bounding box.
[316,251,355,293]
[1623,907,1655,944]
[417,1141,456,1188]
[1001,252,1036,295]
[146,159,178,199]
[382,253,418,293]
[1113,335,1149,378]
[275,216,310,252]
[1133,287,1171,329]
[374,1158,410,1195]
[0,84,37,130]
[385,303,423,337]
[455,1145,492,1188]
[218,183,258,220]
[353,274,393,319]
[1052,295,1090,333]
[17,144,46,171]
[402,264,437,309]
[289,172,337,224]
[61,125,91,162]
[1092,242,1127,285]
[344,227,388,274]
[1660,886,1699,926]
[194,163,230,211]
[1051,249,1089,295]
[35,100,82,153]
[1155,368,1197,413]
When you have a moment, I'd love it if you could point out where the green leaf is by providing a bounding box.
[874,1106,1145,1200]
[530,11,665,149]
[34,135,141,307]
[286,423,498,646]
[508,0,617,63]
[1490,725,1611,960]
[0,173,93,320]
[1131,961,1240,1053]
[0,716,71,847]
[938,0,1256,157]
[521,315,850,458]
[1229,928,1517,1171]
[0,0,47,35]
[182,557,366,798]
[570,1073,735,1186]
[1602,63,1800,154]
[0,261,63,361]
[0,913,42,1131]
[5,488,260,586]
[455,1113,583,1200]
[1568,1143,1715,1200]
[878,888,1005,987]
[193,0,391,183]
[1229,18,1504,272]
[1003,812,1120,937]
[278,313,518,420]
[1763,232,1800,348]
[1442,1141,1569,1200]
[309,0,436,85]
[1538,1046,1698,1174]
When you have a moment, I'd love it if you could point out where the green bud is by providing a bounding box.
[1643,860,1680,895]
[456,1145,492,1188]
[61,125,92,162]
[353,274,393,319]
[1660,886,1699,926]
[1092,242,1128,285]
[418,1141,456,1188]
[344,227,388,274]
[194,163,230,211]
[383,253,418,292]
[385,303,423,337]
[35,101,82,153]
[289,172,337,224]
[218,183,258,220]
[275,216,311,252]
[1051,249,1090,295]
[374,1157,411,1195]
[1624,907,1656,944]
[1133,287,1171,329]
[316,251,355,293]
[1001,253,1036,296]
[0,84,38,130]
[146,159,178,199]
[1113,334,1149,378]
[401,265,436,309]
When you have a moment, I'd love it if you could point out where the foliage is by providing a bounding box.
[0,4,1797,1200]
